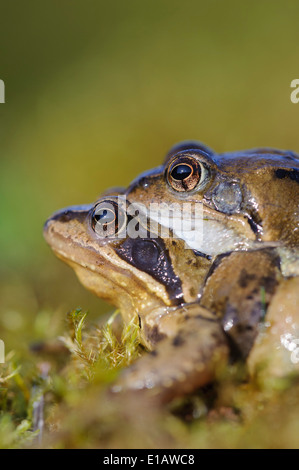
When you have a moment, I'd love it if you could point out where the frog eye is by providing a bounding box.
[166,155,208,192]
[91,199,127,237]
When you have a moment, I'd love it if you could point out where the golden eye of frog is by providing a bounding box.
[126,141,299,258]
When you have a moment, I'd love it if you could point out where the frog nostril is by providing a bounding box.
[44,205,92,232]
[59,210,73,223]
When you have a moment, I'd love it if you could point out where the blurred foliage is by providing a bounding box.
[1,0,299,448]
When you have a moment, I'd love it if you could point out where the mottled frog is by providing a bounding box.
[44,192,298,401]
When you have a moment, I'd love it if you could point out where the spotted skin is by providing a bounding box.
[44,145,299,401]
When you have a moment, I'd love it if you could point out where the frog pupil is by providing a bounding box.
[96,209,107,221]
[171,164,192,180]
[94,208,116,230]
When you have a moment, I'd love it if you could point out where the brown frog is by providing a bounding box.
[43,192,295,402]
[124,141,299,388]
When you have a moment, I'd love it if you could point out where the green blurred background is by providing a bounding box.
[1,0,299,348]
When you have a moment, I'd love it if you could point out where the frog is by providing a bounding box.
[125,141,299,269]
[43,194,213,346]
[123,140,299,387]
[43,191,296,402]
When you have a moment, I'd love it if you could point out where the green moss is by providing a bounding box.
[1,307,299,449]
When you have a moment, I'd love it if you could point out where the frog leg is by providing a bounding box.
[248,276,299,381]
[200,248,282,359]
[111,303,229,403]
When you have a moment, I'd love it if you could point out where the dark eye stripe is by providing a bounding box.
[116,237,184,303]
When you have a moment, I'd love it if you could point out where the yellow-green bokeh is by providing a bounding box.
[1,0,299,331]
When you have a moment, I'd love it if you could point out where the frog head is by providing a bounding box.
[126,141,299,255]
